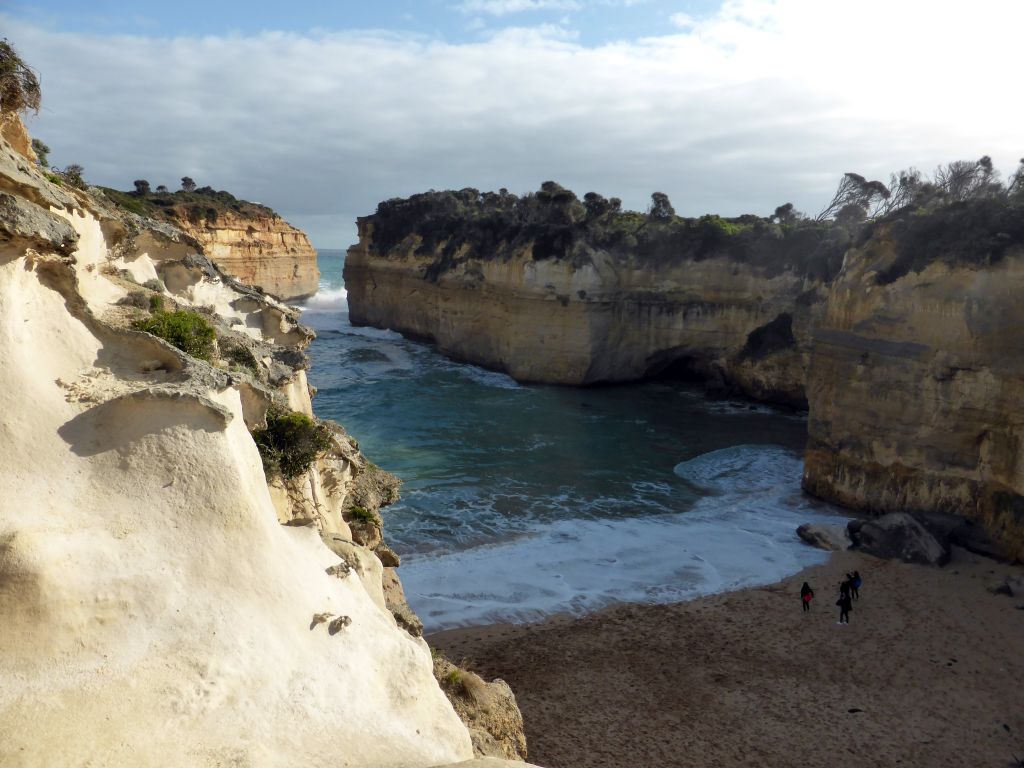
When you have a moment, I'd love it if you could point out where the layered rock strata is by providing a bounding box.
[0,126,525,766]
[174,207,319,301]
[803,221,1024,561]
[345,186,849,406]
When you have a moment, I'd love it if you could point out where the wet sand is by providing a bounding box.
[430,548,1024,768]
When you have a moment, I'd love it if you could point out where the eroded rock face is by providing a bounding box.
[175,208,319,301]
[0,125,475,767]
[803,226,1024,561]
[345,187,848,405]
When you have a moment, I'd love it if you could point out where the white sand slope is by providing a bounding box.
[0,134,473,767]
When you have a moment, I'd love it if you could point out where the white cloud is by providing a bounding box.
[6,0,1023,247]
[453,0,583,16]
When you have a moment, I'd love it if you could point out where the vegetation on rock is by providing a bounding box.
[252,406,333,480]
[101,181,277,227]
[0,38,40,114]
[133,309,216,361]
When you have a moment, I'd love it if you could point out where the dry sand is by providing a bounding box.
[430,548,1024,768]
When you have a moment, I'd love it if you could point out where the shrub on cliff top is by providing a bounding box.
[133,309,216,361]
[0,39,41,114]
[252,406,332,480]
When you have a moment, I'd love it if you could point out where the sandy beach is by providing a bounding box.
[430,548,1024,768]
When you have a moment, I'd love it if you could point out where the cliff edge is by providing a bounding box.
[804,200,1024,561]
[345,184,849,406]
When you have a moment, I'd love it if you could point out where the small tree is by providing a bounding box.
[155,184,168,194]
[648,191,675,220]
[60,163,86,189]
[583,191,610,218]
[180,176,196,192]
[0,39,41,114]
[772,202,800,225]
[133,179,151,196]
[31,138,50,168]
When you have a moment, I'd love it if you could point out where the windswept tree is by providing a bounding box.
[155,184,169,194]
[933,156,1002,202]
[30,138,49,167]
[133,179,151,196]
[648,191,675,220]
[817,172,890,221]
[0,38,41,114]
[1008,158,1024,200]
[180,176,196,192]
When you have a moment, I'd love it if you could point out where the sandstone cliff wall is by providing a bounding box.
[345,190,847,406]
[174,207,319,301]
[0,129,528,766]
[803,229,1024,561]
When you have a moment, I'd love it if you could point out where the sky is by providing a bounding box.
[2,0,1022,248]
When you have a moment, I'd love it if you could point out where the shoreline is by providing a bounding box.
[430,547,1024,768]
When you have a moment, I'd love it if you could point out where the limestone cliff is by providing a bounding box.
[102,185,319,301]
[345,185,849,406]
[175,205,319,301]
[0,126,528,766]
[803,203,1024,562]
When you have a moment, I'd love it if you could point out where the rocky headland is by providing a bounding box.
[102,184,320,301]
[0,113,529,767]
[346,174,1024,560]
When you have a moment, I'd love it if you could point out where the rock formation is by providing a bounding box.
[345,184,850,406]
[803,208,1024,562]
[174,205,319,301]
[0,123,527,766]
[102,185,319,301]
[347,182,1024,560]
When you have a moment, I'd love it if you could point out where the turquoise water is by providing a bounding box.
[301,250,844,629]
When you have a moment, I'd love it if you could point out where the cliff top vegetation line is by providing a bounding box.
[363,157,1024,286]
[101,181,280,227]
[365,182,852,283]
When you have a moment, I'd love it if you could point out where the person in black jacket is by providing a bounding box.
[836,592,852,624]
[800,582,815,612]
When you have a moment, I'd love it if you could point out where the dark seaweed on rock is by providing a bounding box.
[363,183,850,283]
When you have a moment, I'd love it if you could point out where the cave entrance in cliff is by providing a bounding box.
[642,349,708,383]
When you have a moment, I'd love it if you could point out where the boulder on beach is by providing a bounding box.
[852,512,950,566]
[796,523,851,551]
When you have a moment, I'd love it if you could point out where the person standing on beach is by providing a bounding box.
[851,570,862,600]
[836,592,852,624]
[800,582,814,612]
[839,578,851,602]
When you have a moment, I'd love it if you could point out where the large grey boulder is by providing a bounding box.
[853,512,950,566]
[796,523,852,551]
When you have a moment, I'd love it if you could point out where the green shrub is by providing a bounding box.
[252,406,332,479]
[221,340,260,373]
[133,310,215,360]
[143,277,165,292]
[444,669,463,687]
[348,505,377,525]
[148,294,164,312]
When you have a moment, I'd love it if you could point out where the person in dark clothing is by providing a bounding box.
[800,582,814,612]
[851,570,862,600]
[836,593,852,624]
[839,578,851,602]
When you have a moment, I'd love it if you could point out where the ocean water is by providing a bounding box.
[301,249,846,630]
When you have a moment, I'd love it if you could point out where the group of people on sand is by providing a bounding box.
[799,571,862,624]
